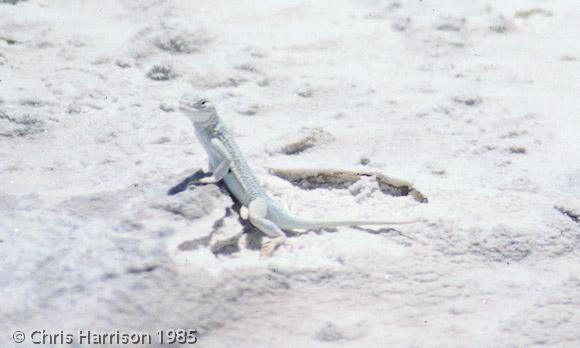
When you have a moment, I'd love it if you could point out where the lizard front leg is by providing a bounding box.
[207,137,254,193]
[197,138,233,184]
[248,198,287,256]
[198,157,231,184]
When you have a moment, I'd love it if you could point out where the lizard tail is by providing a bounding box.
[276,214,420,230]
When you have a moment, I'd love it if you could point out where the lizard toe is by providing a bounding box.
[259,237,286,257]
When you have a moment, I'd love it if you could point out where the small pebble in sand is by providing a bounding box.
[67,103,81,114]
[236,104,259,116]
[296,84,314,98]
[115,58,131,68]
[159,103,175,112]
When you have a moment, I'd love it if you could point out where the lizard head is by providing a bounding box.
[179,94,216,123]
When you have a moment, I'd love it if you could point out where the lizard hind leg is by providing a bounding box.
[248,198,287,256]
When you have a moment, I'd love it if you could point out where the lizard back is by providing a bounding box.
[195,120,266,205]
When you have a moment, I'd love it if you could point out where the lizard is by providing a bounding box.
[178,95,419,256]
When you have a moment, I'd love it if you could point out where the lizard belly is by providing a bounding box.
[223,173,250,206]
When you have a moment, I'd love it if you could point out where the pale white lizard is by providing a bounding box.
[178,95,418,256]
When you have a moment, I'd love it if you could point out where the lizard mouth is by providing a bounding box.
[179,103,196,112]
[178,100,201,113]
[179,94,202,112]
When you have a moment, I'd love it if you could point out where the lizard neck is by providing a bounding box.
[192,111,219,129]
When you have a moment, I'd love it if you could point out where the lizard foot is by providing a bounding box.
[260,237,287,257]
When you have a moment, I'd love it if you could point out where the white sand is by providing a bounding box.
[1,0,579,347]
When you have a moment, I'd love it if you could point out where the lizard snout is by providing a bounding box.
[179,94,198,110]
